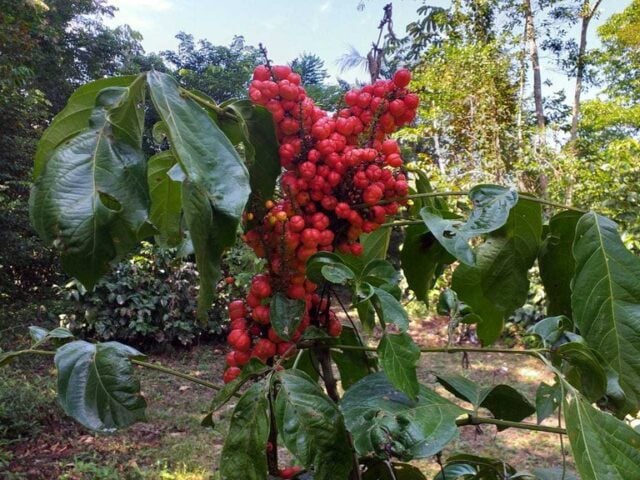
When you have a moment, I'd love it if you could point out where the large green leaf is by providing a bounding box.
[30,75,150,288]
[378,333,420,400]
[340,372,464,461]
[451,200,542,345]
[372,287,409,332]
[565,394,640,480]
[361,228,392,265]
[539,211,583,317]
[34,75,140,178]
[275,370,353,480]
[435,374,535,430]
[400,224,452,303]
[362,461,427,480]
[147,150,183,247]
[54,340,146,432]
[219,99,280,225]
[270,292,305,341]
[554,342,607,403]
[147,71,250,317]
[571,212,640,410]
[219,381,270,480]
[420,185,518,265]
[535,382,561,424]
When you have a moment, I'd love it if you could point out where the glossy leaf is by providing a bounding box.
[147,71,250,317]
[452,200,542,345]
[360,228,391,265]
[28,325,74,345]
[34,75,140,178]
[538,211,583,317]
[565,394,640,480]
[340,372,464,460]
[55,340,146,432]
[572,212,640,411]
[275,370,353,480]
[420,185,518,265]
[270,292,305,341]
[306,252,347,285]
[321,263,355,284]
[555,342,607,403]
[219,381,270,480]
[433,463,476,479]
[147,150,183,247]
[378,333,420,399]
[30,75,150,289]
[372,287,409,332]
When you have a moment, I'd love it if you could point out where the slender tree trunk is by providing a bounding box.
[523,0,544,131]
[569,0,602,142]
[516,18,528,151]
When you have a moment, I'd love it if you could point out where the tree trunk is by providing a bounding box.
[569,0,603,142]
[523,0,544,131]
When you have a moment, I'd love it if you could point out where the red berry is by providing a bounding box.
[223,367,241,384]
[393,68,411,88]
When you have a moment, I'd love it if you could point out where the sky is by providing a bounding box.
[105,0,631,96]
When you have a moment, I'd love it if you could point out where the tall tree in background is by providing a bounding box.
[290,53,328,85]
[569,0,603,142]
[161,33,260,102]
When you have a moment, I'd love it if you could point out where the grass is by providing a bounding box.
[1,299,574,479]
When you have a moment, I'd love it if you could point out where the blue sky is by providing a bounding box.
[106,0,630,96]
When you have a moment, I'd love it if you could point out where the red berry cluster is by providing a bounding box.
[223,65,418,383]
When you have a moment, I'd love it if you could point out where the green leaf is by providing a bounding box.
[535,382,561,424]
[275,370,353,480]
[321,263,355,284]
[357,299,376,334]
[147,151,183,247]
[332,326,375,389]
[147,71,250,318]
[378,333,420,399]
[555,342,607,403]
[204,358,269,418]
[571,212,640,411]
[451,199,543,345]
[433,463,477,480]
[340,372,464,460]
[565,394,640,480]
[420,185,518,265]
[361,259,398,285]
[360,228,392,265]
[480,385,535,429]
[29,326,74,347]
[539,211,583,317]
[219,381,270,480]
[30,75,150,289]
[527,316,572,348]
[54,340,146,432]
[371,287,409,332]
[440,454,518,479]
[270,292,305,341]
[400,224,452,303]
[435,375,535,429]
[34,75,140,178]
[306,252,346,284]
[219,100,280,227]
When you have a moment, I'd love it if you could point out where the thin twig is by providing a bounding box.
[456,414,566,435]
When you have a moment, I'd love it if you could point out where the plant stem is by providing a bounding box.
[456,414,566,435]
[131,359,223,391]
[327,344,548,357]
[180,89,230,118]
[355,190,587,213]
[267,389,279,476]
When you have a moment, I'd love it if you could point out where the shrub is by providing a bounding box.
[61,241,261,348]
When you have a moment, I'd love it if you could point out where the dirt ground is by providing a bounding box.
[1,314,575,479]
